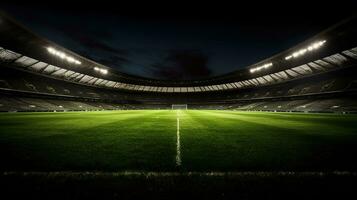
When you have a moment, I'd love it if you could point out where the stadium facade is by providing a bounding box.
[0,13,357,112]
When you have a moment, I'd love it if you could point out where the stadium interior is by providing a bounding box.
[0,14,357,113]
[1,7,357,200]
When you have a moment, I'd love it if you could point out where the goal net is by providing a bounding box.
[172,104,187,110]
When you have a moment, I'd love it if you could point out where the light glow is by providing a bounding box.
[94,67,108,74]
[47,47,81,64]
[250,62,273,73]
[285,40,326,60]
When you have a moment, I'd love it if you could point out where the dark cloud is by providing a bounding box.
[95,55,130,69]
[54,26,131,68]
[3,4,355,80]
[58,26,128,55]
[151,50,211,80]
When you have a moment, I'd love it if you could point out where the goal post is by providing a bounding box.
[172,104,187,110]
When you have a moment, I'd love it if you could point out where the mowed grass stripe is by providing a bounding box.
[1,110,357,172]
[179,110,357,171]
[0,110,178,171]
[200,110,357,135]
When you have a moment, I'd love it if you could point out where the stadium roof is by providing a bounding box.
[0,12,357,93]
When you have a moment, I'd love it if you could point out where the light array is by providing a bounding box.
[250,62,273,73]
[47,47,81,64]
[285,40,326,60]
[94,67,108,74]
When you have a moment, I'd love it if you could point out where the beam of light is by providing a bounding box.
[47,47,81,65]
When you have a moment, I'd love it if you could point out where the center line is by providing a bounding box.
[176,111,182,166]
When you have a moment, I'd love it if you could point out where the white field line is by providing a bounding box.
[2,171,357,177]
[176,111,182,166]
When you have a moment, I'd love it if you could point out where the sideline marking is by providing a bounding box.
[176,111,182,166]
[2,171,356,177]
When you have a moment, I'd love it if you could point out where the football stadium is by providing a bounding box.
[0,5,357,199]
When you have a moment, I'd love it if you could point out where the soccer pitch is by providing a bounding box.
[1,110,357,172]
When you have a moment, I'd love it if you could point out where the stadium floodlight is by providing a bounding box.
[250,62,273,73]
[285,40,326,60]
[94,67,108,74]
[47,47,81,64]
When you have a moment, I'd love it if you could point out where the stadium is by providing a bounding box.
[0,5,357,199]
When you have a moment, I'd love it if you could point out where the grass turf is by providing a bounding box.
[0,110,357,171]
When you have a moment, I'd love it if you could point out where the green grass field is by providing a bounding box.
[1,110,357,172]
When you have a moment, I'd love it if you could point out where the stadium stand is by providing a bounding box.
[0,13,357,113]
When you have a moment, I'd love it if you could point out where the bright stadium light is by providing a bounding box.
[94,67,108,74]
[250,62,273,73]
[47,47,81,65]
[285,40,326,60]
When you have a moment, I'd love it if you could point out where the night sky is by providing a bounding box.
[2,2,356,80]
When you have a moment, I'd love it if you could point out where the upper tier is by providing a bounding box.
[0,12,357,91]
